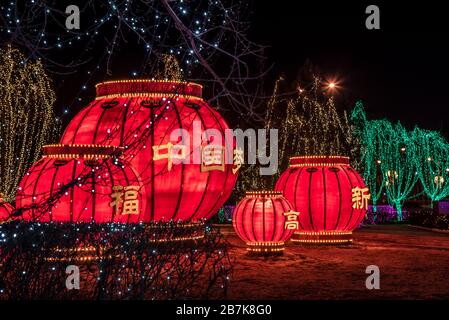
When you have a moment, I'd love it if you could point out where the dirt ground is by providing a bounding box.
[222,225,449,299]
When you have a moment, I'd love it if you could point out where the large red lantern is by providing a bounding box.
[232,191,299,254]
[59,80,238,222]
[16,144,146,223]
[275,156,370,244]
[0,195,14,224]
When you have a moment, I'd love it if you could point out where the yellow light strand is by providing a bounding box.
[0,45,59,201]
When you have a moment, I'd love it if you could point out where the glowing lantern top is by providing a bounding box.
[275,156,369,234]
[232,191,298,253]
[59,79,238,222]
[0,194,14,224]
[16,144,146,223]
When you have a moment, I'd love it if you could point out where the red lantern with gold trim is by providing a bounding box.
[0,195,14,224]
[275,156,369,244]
[232,191,298,254]
[59,80,238,222]
[16,144,146,223]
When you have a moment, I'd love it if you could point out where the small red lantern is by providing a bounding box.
[0,194,14,224]
[59,80,238,222]
[232,191,298,254]
[275,156,370,244]
[16,144,146,223]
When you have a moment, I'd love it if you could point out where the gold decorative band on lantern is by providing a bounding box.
[246,241,285,254]
[42,144,123,159]
[289,155,350,167]
[245,190,284,198]
[95,79,203,98]
[291,231,353,244]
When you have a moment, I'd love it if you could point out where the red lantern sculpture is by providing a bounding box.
[0,194,14,224]
[59,80,238,222]
[232,191,299,254]
[16,144,146,223]
[275,156,370,244]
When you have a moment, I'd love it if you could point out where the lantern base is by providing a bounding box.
[291,231,353,245]
[45,246,113,262]
[246,242,285,256]
[143,221,206,245]
[45,221,206,262]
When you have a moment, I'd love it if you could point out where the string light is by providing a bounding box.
[235,75,353,198]
[412,127,449,203]
[0,45,59,202]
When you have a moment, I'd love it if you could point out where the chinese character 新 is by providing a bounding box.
[352,187,370,210]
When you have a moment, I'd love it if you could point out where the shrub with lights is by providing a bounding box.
[275,156,369,244]
[0,79,238,299]
[232,191,298,255]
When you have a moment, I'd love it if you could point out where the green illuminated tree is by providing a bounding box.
[351,101,419,220]
[412,127,449,204]
[351,101,389,213]
[378,123,418,220]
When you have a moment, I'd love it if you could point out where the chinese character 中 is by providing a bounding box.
[152,142,186,171]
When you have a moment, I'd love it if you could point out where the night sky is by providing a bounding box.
[250,1,449,133]
[5,1,448,134]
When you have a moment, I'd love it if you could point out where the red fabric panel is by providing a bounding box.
[58,83,237,222]
[16,157,145,223]
[275,157,368,233]
[232,194,295,244]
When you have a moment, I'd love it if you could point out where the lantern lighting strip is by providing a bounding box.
[246,241,285,253]
[246,241,285,247]
[45,254,118,262]
[95,79,203,89]
[291,239,353,244]
[142,221,205,229]
[95,92,203,100]
[289,163,349,168]
[44,144,121,149]
[295,231,353,236]
[290,155,350,160]
[46,236,205,262]
[43,154,112,160]
[245,191,284,198]
[289,155,350,167]
[52,235,204,254]
[246,247,285,253]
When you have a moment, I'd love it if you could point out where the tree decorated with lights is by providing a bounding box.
[233,74,355,201]
[351,101,419,220]
[379,123,418,220]
[412,127,449,204]
[351,101,389,213]
[269,76,353,178]
[0,45,59,202]
[155,54,183,81]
